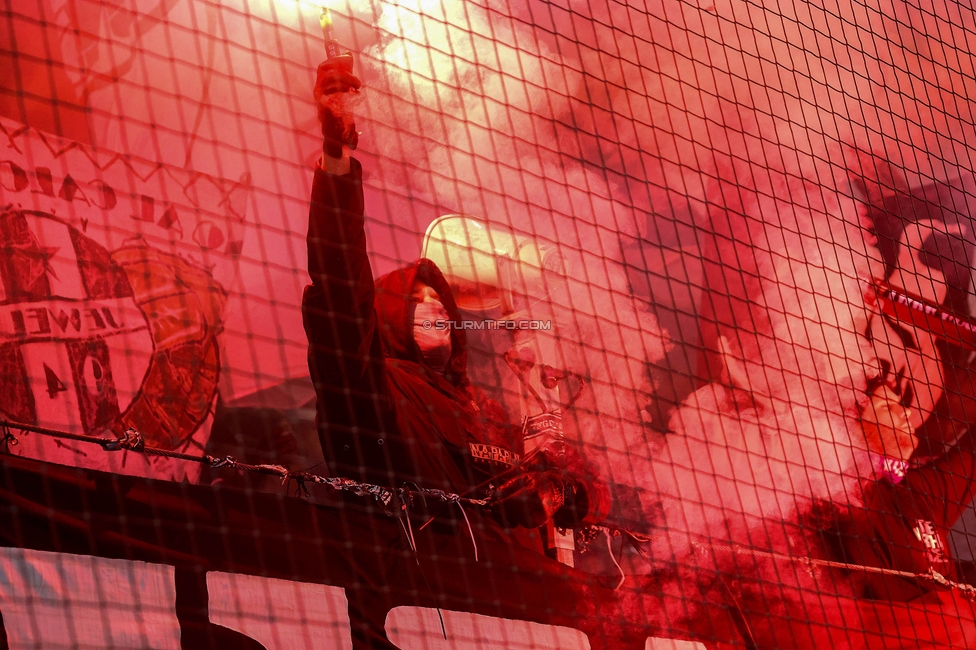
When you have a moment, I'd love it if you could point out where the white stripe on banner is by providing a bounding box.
[385,607,591,650]
[0,547,180,649]
[207,571,353,650]
[645,638,707,649]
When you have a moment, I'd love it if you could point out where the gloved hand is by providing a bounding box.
[488,439,612,529]
[489,468,570,529]
[314,56,362,159]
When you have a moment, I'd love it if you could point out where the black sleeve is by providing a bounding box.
[302,160,393,478]
[891,368,976,534]
[904,429,976,532]
[821,429,976,602]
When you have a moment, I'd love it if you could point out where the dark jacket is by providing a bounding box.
[302,160,521,494]
[816,427,976,601]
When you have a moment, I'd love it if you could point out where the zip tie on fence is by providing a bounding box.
[692,540,976,601]
[285,471,396,507]
[0,420,490,510]
[452,497,479,562]
[288,472,312,499]
[605,528,626,590]
[927,568,976,600]
[0,424,16,453]
[102,428,145,452]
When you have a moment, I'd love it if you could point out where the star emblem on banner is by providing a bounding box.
[2,235,60,294]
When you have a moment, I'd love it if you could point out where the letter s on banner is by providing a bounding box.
[385,607,591,649]
[207,572,353,650]
[0,547,181,648]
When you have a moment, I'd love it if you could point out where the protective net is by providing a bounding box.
[1,0,976,647]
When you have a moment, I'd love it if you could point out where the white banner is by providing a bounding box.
[0,117,248,481]
[0,548,180,649]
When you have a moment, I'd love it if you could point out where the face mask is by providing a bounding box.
[413,300,452,373]
[871,453,909,484]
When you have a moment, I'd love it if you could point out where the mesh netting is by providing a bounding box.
[2,0,976,647]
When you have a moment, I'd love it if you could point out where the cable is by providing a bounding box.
[692,540,976,601]
[0,420,489,509]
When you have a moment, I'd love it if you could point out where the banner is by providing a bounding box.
[0,118,247,480]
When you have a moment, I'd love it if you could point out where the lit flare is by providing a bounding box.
[319,6,341,59]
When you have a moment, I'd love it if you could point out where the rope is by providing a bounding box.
[0,420,490,509]
[692,540,976,601]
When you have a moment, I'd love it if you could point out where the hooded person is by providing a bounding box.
[302,58,608,529]
[809,178,976,603]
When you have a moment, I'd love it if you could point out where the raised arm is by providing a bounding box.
[302,59,395,480]
[303,158,381,386]
[303,54,379,390]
